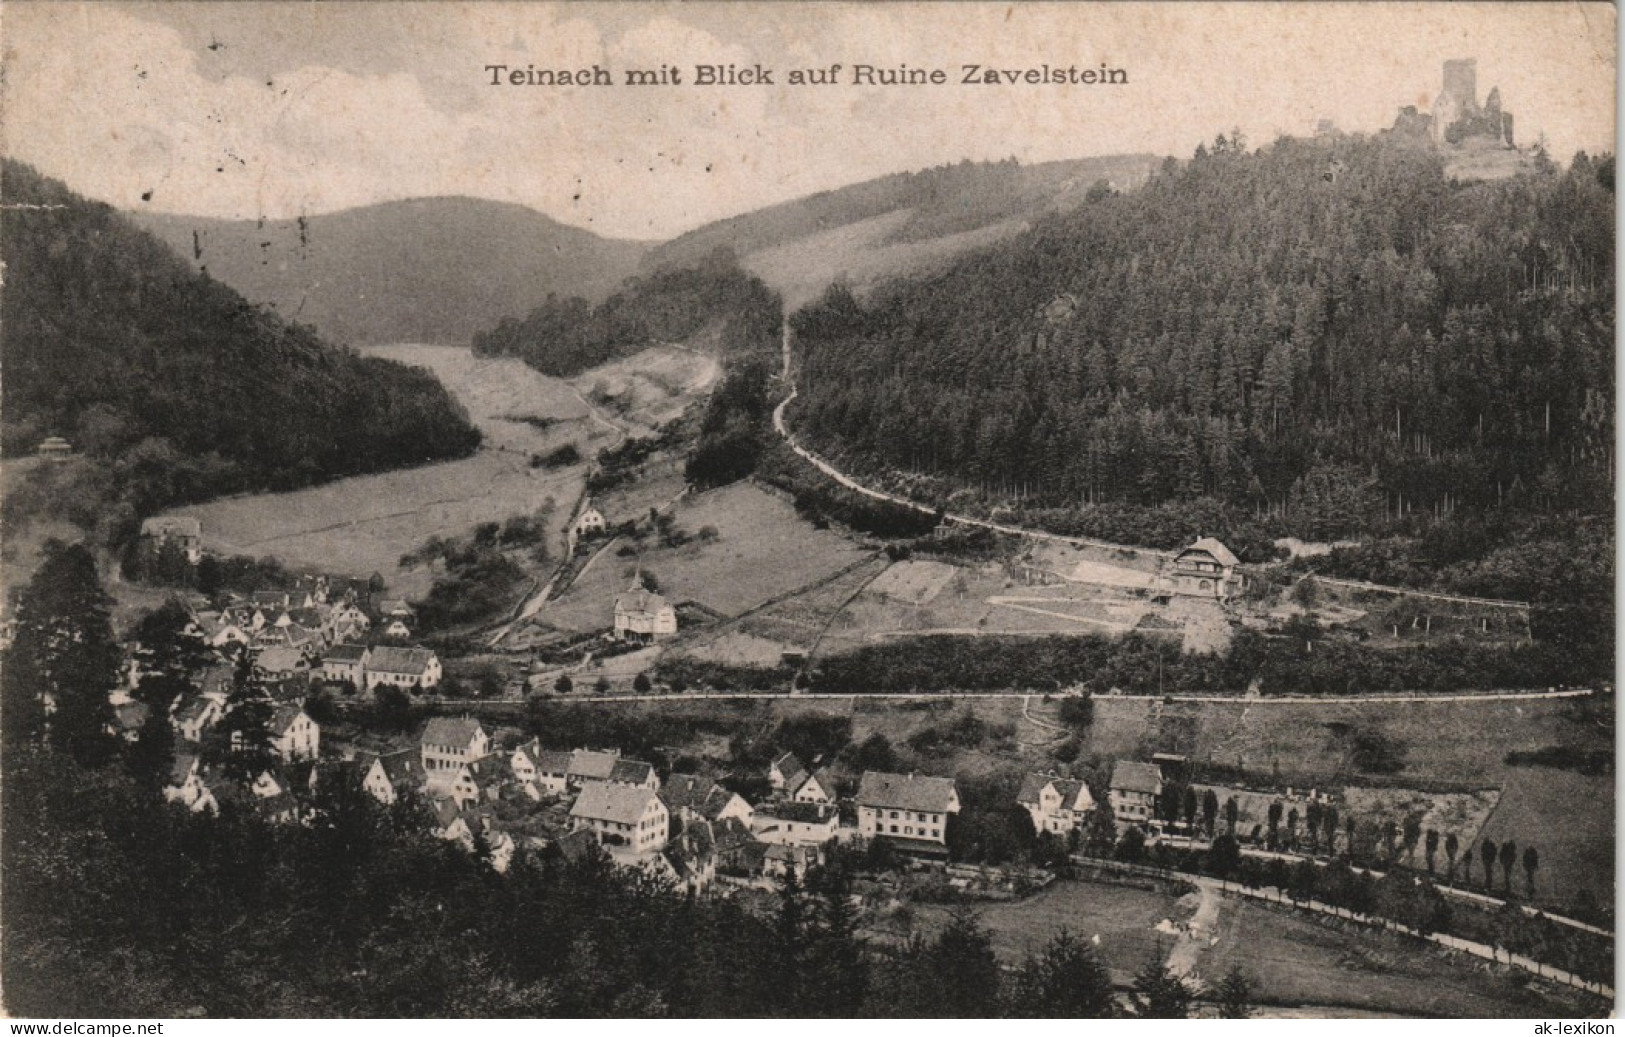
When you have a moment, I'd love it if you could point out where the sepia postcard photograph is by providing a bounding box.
[0,0,1616,1022]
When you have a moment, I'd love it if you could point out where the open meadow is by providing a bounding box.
[162,345,602,599]
[1202,897,1601,1018]
[534,481,871,634]
[913,877,1190,984]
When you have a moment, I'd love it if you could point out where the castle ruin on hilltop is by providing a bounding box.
[1389,58,1515,149]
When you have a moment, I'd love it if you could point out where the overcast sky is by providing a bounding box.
[3,2,1615,240]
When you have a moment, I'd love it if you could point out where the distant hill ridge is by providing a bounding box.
[1,160,482,525]
[129,196,650,347]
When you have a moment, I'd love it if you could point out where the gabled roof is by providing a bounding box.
[1018,774,1094,812]
[531,748,575,774]
[1110,760,1164,796]
[792,767,834,796]
[421,716,485,749]
[369,646,436,675]
[324,644,370,663]
[614,587,670,616]
[660,773,719,812]
[379,599,413,616]
[609,759,656,785]
[467,754,510,790]
[268,703,308,737]
[570,783,663,826]
[378,748,422,788]
[1180,537,1240,568]
[772,751,806,776]
[569,749,620,781]
[174,695,217,724]
[255,645,306,673]
[1016,773,1054,806]
[856,771,959,813]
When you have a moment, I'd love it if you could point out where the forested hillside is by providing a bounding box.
[472,249,781,376]
[1,162,481,532]
[131,197,648,347]
[792,136,1613,537]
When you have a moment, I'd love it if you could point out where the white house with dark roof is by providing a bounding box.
[790,768,836,805]
[172,694,223,743]
[321,643,370,685]
[613,582,677,643]
[570,783,669,855]
[1166,536,1243,599]
[1108,760,1163,825]
[359,747,424,805]
[608,758,659,791]
[750,801,839,847]
[660,774,753,826]
[420,716,490,774]
[164,753,217,814]
[769,752,808,794]
[140,516,203,564]
[1017,773,1096,836]
[510,740,575,794]
[365,646,441,690]
[268,704,319,761]
[856,771,960,849]
[573,506,607,539]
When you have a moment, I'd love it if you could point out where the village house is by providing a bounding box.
[750,801,840,847]
[1109,760,1163,826]
[662,818,718,894]
[790,768,836,805]
[613,581,677,643]
[268,704,319,761]
[570,783,670,855]
[357,747,424,806]
[660,774,754,826]
[140,516,203,565]
[254,645,310,681]
[196,614,251,650]
[510,740,575,794]
[320,643,370,685]
[426,761,484,810]
[608,758,660,791]
[1017,773,1096,836]
[769,752,808,794]
[856,771,960,853]
[573,506,607,539]
[164,753,217,814]
[329,602,371,639]
[172,694,223,743]
[420,716,491,774]
[560,748,623,789]
[432,797,474,847]
[382,618,413,640]
[1165,536,1243,599]
[365,646,442,691]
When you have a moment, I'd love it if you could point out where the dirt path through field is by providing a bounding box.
[1165,882,1223,979]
